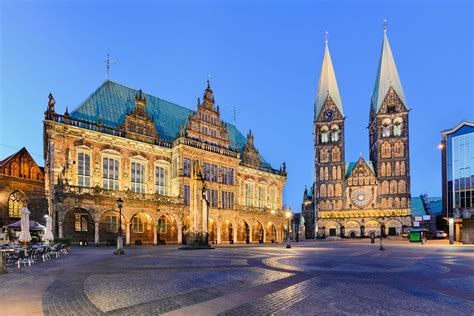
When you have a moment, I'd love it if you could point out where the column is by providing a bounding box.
[233,227,238,244]
[217,226,222,244]
[126,222,131,245]
[177,224,182,244]
[249,228,253,243]
[58,220,63,238]
[153,224,158,245]
[94,221,100,245]
[263,229,266,243]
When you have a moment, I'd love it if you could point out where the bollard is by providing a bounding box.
[379,237,385,251]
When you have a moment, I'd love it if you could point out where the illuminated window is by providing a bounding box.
[132,217,144,233]
[245,182,254,206]
[75,213,88,232]
[258,185,266,208]
[78,152,91,187]
[157,217,167,234]
[8,191,26,218]
[130,161,146,193]
[184,185,190,205]
[155,165,169,195]
[105,215,118,233]
[103,157,120,190]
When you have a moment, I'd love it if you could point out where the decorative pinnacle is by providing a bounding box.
[324,31,328,45]
[383,19,387,33]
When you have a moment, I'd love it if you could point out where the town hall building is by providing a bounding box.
[43,80,288,245]
[309,28,412,238]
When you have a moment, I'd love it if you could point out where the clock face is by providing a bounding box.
[351,190,372,208]
[324,110,335,120]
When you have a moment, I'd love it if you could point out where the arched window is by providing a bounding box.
[400,161,406,175]
[390,180,398,194]
[394,141,405,158]
[327,184,334,197]
[387,197,393,208]
[332,166,337,180]
[321,126,329,143]
[320,184,327,198]
[394,198,400,208]
[320,148,329,163]
[380,163,386,177]
[8,191,27,218]
[337,166,342,180]
[394,162,400,176]
[380,198,387,208]
[401,197,407,208]
[382,118,392,138]
[336,200,343,210]
[398,180,406,194]
[324,167,329,180]
[381,181,389,194]
[319,167,324,180]
[386,162,392,177]
[335,183,342,197]
[381,142,391,158]
[331,146,341,162]
[331,125,340,142]
[393,117,403,136]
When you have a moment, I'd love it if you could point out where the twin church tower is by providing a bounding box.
[308,26,412,238]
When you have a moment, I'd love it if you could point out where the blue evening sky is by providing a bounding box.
[1,0,473,211]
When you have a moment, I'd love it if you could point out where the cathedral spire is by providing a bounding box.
[315,32,343,119]
[371,24,407,112]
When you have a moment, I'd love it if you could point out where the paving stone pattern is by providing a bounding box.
[0,241,473,315]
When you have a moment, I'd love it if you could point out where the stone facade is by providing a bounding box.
[0,147,48,227]
[43,81,288,245]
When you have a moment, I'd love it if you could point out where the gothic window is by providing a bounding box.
[331,146,341,162]
[222,191,234,209]
[395,162,400,176]
[400,161,406,175]
[393,118,403,136]
[381,181,389,194]
[184,185,190,205]
[130,161,146,193]
[394,141,405,158]
[388,197,394,208]
[335,184,342,197]
[382,118,392,137]
[365,177,370,185]
[327,184,334,197]
[381,198,387,208]
[390,180,398,194]
[157,217,167,234]
[183,158,191,177]
[320,148,329,163]
[380,163,386,177]
[337,166,342,180]
[103,156,120,190]
[398,180,406,194]
[324,167,329,180]
[155,165,169,195]
[386,162,392,177]
[401,197,407,208]
[336,200,343,210]
[332,200,337,210]
[8,190,26,218]
[257,185,266,208]
[77,151,91,187]
[354,178,358,185]
[332,167,337,180]
[381,142,391,158]
[320,184,327,197]
[394,198,400,208]
[321,125,329,143]
[330,125,340,142]
[10,162,19,177]
[319,167,324,180]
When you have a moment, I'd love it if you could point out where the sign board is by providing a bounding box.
[414,216,423,222]
[423,215,431,221]
[413,221,420,227]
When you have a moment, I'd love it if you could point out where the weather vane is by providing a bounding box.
[105,54,117,80]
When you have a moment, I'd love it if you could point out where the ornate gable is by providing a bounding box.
[241,130,261,167]
[0,147,44,181]
[316,96,344,122]
[120,90,160,143]
[184,81,230,147]
[377,87,408,115]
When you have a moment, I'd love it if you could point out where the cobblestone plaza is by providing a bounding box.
[1,241,473,315]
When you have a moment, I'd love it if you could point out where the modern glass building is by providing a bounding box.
[441,121,474,243]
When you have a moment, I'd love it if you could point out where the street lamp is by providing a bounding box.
[285,211,292,249]
[114,197,125,255]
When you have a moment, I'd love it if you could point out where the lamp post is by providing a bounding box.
[285,211,292,249]
[114,197,125,255]
[448,218,454,245]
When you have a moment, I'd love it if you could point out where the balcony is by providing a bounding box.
[54,181,183,205]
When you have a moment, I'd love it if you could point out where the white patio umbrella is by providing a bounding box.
[18,207,32,244]
[44,215,54,242]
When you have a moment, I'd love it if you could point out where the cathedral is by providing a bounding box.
[309,28,412,238]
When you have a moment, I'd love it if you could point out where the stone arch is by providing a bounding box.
[237,219,250,244]
[98,210,126,243]
[365,220,381,237]
[385,219,403,236]
[63,207,96,243]
[129,211,155,244]
[266,221,277,243]
[345,220,360,238]
[325,221,341,237]
[157,213,179,244]
[8,190,27,218]
[252,220,264,243]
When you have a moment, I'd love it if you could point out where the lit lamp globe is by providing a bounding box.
[285,211,292,249]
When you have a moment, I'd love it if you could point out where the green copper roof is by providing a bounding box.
[315,41,343,118]
[345,159,375,178]
[70,80,270,167]
[371,31,407,112]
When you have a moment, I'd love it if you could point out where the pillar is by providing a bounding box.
[153,224,158,245]
[263,229,266,243]
[455,223,461,242]
[58,220,63,238]
[449,218,454,244]
[217,226,222,244]
[233,226,238,243]
[94,220,100,245]
[177,224,182,244]
[249,228,253,243]
[126,222,131,245]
